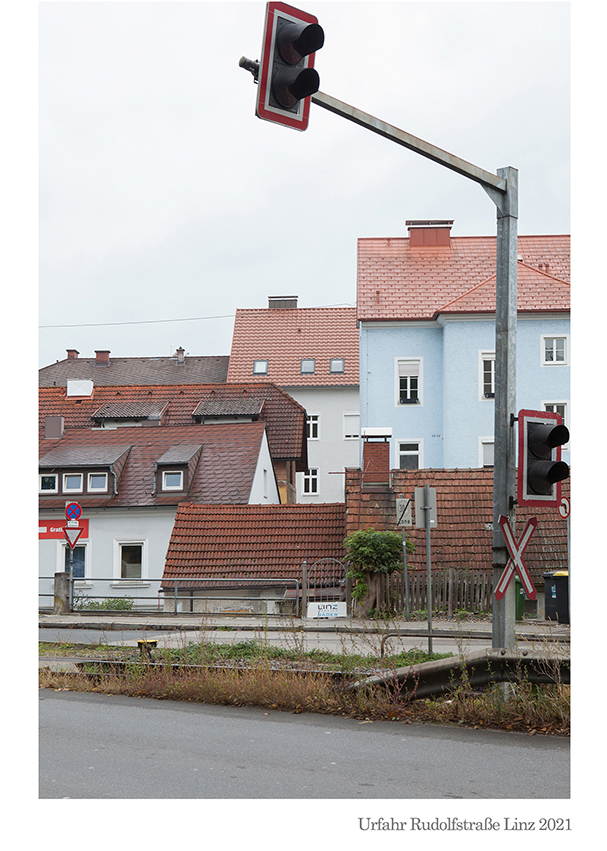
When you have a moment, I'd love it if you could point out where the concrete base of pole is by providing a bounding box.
[53,572,71,615]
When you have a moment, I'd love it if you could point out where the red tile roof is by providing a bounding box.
[163,503,347,584]
[39,382,307,467]
[357,234,570,321]
[227,306,359,386]
[39,422,270,509]
[346,468,569,585]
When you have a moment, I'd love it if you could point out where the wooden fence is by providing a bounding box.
[378,568,493,616]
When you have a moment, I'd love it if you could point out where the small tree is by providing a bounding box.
[344,528,415,617]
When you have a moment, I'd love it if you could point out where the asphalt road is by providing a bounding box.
[39,690,569,799]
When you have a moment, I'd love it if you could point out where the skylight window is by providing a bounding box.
[330,358,345,373]
[253,359,269,375]
[301,358,316,374]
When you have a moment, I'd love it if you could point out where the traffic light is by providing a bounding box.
[255,3,324,131]
[517,409,570,507]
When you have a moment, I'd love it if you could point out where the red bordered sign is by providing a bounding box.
[495,515,537,601]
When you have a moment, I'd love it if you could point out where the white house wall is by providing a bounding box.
[248,431,281,504]
[284,385,360,503]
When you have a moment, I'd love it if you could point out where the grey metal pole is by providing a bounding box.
[402,526,410,620]
[489,167,518,650]
[68,545,74,612]
[425,484,432,654]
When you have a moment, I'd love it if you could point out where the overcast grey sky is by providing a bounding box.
[37,1,570,368]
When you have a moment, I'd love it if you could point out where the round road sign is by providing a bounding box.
[65,502,82,521]
[558,497,570,519]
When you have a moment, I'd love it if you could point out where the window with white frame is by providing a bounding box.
[63,472,83,493]
[396,359,421,405]
[303,468,319,495]
[39,474,58,494]
[88,472,108,492]
[162,470,184,490]
[253,359,269,374]
[119,543,143,579]
[480,352,495,398]
[306,414,319,440]
[397,441,421,470]
[343,412,360,439]
[542,335,568,365]
[480,439,494,468]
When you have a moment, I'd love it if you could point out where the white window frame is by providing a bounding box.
[306,413,320,440]
[303,468,319,495]
[542,401,570,449]
[330,358,345,374]
[396,439,423,470]
[343,412,360,440]
[113,539,148,582]
[63,472,83,493]
[87,472,108,492]
[479,351,496,399]
[541,335,569,366]
[39,473,58,494]
[479,438,495,468]
[253,359,269,375]
[162,470,184,491]
[395,357,423,406]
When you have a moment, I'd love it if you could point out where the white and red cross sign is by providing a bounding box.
[495,515,537,601]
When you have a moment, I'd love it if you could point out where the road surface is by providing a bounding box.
[39,690,569,799]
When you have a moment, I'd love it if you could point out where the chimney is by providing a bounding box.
[66,349,79,360]
[175,347,185,364]
[406,219,453,248]
[95,350,110,366]
[44,415,65,439]
[361,428,393,488]
[268,295,298,309]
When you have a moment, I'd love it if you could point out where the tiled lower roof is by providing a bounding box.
[39,355,229,386]
[163,503,347,583]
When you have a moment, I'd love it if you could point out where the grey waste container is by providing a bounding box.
[543,571,569,624]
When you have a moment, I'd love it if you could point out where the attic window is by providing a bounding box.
[330,358,345,373]
[253,359,268,375]
[162,470,184,491]
[301,358,316,374]
[39,474,58,494]
[63,473,83,493]
[88,472,108,492]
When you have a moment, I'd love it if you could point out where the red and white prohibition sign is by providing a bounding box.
[495,515,537,601]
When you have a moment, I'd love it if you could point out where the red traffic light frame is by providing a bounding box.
[517,408,567,508]
[255,2,320,131]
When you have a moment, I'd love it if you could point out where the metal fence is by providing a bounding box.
[378,568,494,616]
[39,575,302,617]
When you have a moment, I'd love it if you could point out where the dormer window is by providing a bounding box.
[162,470,184,491]
[253,359,269,375]
[301,358,316,374]
[88,472,108,492]
[330,358,345,373]
[39,474,58,494]
[63,473,83,493]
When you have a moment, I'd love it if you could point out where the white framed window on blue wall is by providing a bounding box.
[395,358,422,406]
[397,440,422,470]
[541,335,569,366]
[479,351,495,399]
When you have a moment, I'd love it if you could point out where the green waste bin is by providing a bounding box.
[543,571,569,624]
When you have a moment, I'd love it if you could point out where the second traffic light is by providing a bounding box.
[256,3,324,131]
[517,409,570,507]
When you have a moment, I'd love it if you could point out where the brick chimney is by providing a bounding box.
[95,350,110,366]
[361,429,392,488]
[407,219,453,248]
[66,349,79,360]
[44,415,65,439]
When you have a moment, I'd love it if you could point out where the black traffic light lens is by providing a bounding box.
[528,422,570,458]
[272,66,320,108]
[277,22,324,64]
[528,460,570,495]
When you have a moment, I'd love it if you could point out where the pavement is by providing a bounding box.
[39,611,570,670]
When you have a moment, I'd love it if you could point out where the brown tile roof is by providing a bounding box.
[91,400,170,421]
[345,468,569,585]
[39,354,229,386]
[357,234,570,321]
[163,503,347,584]
[227,306,359,386]
[39,422,269,509]
[39,382,307,468]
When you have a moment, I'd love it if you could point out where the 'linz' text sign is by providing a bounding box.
[307,602,347,619]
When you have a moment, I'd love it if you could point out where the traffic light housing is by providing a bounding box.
[255,2,324,131]
[517,409,570,507]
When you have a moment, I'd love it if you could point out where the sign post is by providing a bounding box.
[63,503,83,612]
[396,498,412,619]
